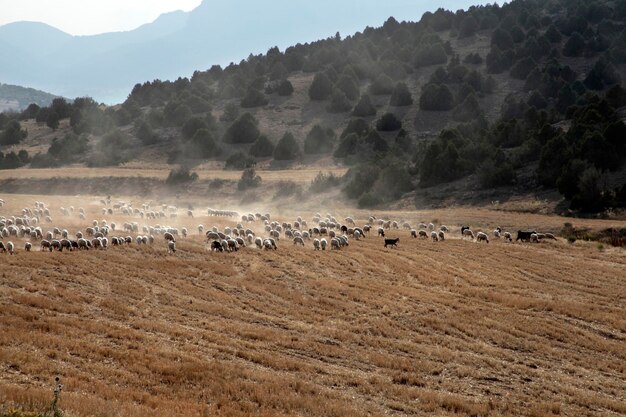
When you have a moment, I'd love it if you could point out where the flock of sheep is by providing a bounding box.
[0,197,558,257]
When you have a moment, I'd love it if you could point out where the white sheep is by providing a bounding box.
[430,231,439,241]
[418,230,428,239]
[530,233,539,243]
[168,241,177,253]
[6,241,15,255]
[476,232,489,243]
[255,237,263,249]
[438,231,445,241]
[440,225,449,232]
[313,238,321,250]
[503,232,512,242]
[24,242,32,251]
[354,230,361,240]
[330,238,341,250]
[293,236,305,246]
[410,229,417,238]
[462,229,475,239]
[320,238,327,251]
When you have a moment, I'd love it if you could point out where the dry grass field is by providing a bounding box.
[1,192,625,417]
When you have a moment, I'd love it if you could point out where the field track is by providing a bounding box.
[1,194,625,417]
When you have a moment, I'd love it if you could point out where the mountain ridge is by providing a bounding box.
[0,0,480,103]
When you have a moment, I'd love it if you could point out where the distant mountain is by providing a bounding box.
[0,82,61,112]
[0,0,479,104]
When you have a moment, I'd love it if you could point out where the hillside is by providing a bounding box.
[0,83,61,112]
[1,0,626,215]
[0,1,473,103]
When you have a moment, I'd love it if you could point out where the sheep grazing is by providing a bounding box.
[255,237,263,249]
[430,231,439,242]
[476,232,489,243]
[354,230,361,240]
[1,242,8,253]
[168,241,177,254]
[227,239,239,252]
[330,238,341,250]
[164,232,176,242]
[428,223,435,231]
[263,238,277,250]
[6,241,15,254]
[313,239,321,250]
[493,229,501,239]
[210,240,223,252]
[438,231,445,241]
[378,227,385,237]
[410,229,418,238]
[418,230,428,239]
[530,233,539,243]
[462,228,475,240]
[544,233,557,240]
[503,232,513,242]
[320,238,327,251]
[384,238,400,248]
[293,236,305,246]
[40,240,52,251]
[24,242,32,252]
[440,225,449,232]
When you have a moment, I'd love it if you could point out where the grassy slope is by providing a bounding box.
[1,193,625,417]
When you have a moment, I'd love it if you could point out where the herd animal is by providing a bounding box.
[0,198,561,259]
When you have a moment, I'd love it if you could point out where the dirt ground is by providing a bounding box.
[1,193,625,417]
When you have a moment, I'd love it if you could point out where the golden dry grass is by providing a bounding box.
[1,192,625,417]
[0,167,347,184]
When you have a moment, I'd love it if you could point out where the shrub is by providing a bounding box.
[358,192,382,208]
[563,32,586,57]
[48,133,89,163]
[369,74,394,95]
[223,113,260,144]
[335,74,360,101]
[181,116,208,140]
[389,82,413,106]
[273,181,302,199]
[309,171,341,193]
[276,79,294,96]
[352,94,376,117]
[463,52,483,65]
[220,102,239,122]
[478,159,516,188]
[273,132,300,160]
[166,166,198,185]
[240,88,269,108]
[510,57,537,80]
[87,130,137,167]
[344,164,380,199]
[419,83,454,111]
[413,43,448,68]
[135,120,158,145]
[304,125,335,154]
[249,134,275,157]
[326,89,352,113]
[308,72,333,100]
[0,120,27,145]
[46,112,60,130]
[225,151,256,170]
[237,167,262,190]
[185,128,221,159]
[333,133,359,158]
[376,113,402,131]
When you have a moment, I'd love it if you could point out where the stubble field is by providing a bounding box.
[1,192,625,417]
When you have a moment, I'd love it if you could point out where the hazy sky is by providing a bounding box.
[0,0,202,35]
[0,0,485,36]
